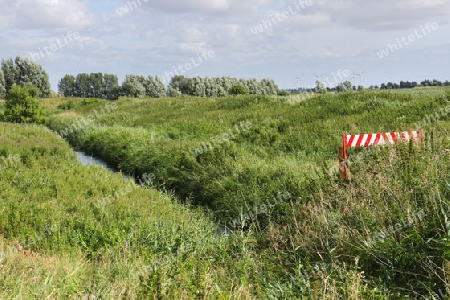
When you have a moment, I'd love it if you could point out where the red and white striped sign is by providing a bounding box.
[343,131,421,148]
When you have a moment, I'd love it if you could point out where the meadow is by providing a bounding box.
[1,87,450,298]
[0,123,269,299]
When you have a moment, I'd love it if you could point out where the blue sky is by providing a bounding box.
[0,0,449,91]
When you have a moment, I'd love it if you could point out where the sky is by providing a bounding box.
[0,0,449,91]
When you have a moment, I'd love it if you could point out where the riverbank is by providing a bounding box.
[43,90,450,297]
[0,122,265,298]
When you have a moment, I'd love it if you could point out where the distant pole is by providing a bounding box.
[295,73,304,92]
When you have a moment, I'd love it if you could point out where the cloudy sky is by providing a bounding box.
[0,0,449,90]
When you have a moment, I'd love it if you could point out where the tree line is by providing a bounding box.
[379,79,450,90]
[58,74,281,100]
[0,56,51,98]
[288,79,450,94]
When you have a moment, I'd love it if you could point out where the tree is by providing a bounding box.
[278,89,289,96]
[145,75,166,98]
[204,77,218,97]
[214,77,227,96]
[336,81,353,93]
[103,74,120,100]
[0,70,5,98]
[260,78,278,95]
[420,79,432,87]
[14,56,50,97]
[247,78,261,95]
[229,84,248,95]
[122,74,146,98]
[167,86,181,97]
[4,85,46,124]
[221,76,234,96]
[1,58,18,94]
[315,80,327,94]
[238,78,248,91]
[74,73,90,98]
[169,75,186,93]
[89,73,103,98]
[58,74,75,97]
[192,76,206,97]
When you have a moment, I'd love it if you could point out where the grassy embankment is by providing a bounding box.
[0,123,268,299]
[44,87,450,297]
[1,87,450,298]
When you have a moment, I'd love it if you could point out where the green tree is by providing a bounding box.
[247,78,261,95]
[169,75,185,92]
[205,77,220,97]
[229,84,248,95]
[214,77,227,96]
[154,76,167,98]
[193,76,206,97]
[181,77,196,96]
[14,56,50,97]
[221,76,234,96]
[75,73,90,98]
[0,70,5,98]
[4,85,46,124]
[167,86,181,97]
[260,78,278,95]
[336,81,353,93]
[145,75,166,98]
[278,89,289,96]
[58,74,75,97]
[315,80,327,94]
[103,74,120,100]
[1,58,18,94]
[122,74,146,98]
[89,73,103,98]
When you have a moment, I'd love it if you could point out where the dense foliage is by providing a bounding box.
[4,85,46,124]
[45,87,450,297]
[2,85,450,297]
[59,73,122,100]
[58,73,281,99]
[0,56,50,97]
[0,123,262,298]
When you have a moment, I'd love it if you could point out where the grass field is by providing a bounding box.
[1,87,450,298]
[0,123,269,299]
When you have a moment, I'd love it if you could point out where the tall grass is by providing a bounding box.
[0,123,268,298]
[16,87,450,297]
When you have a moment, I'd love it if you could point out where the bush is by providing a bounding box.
[229,85,248,95]
[4,85,46,124]
[278,90,289,96]
[336,81,353,93]
[58,100,75,110]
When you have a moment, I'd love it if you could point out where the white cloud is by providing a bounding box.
[0,0,449,90]
[2,0,97,31]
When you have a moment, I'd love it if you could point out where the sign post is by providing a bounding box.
[339,130,421,180]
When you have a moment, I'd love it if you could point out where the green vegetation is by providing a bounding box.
[3,85,46,124]
[0,123,265,298]
[229,84,249,95]
[58,73,281,100]
[1,56,51,97]
[1,87,450,297]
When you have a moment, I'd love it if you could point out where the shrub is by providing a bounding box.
[336,81,353,93]
[58,99,75,110]
[278,90,289,96]
[229,85,248,95]
[4,85,46,124]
